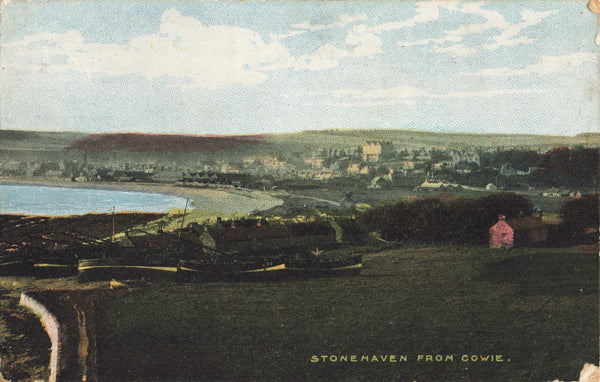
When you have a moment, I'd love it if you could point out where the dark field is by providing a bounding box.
[0,212,164,255]
[97,245,598,382]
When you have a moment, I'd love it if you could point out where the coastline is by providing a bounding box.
[0,177,283,214]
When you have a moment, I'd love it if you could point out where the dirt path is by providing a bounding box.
[71,302,89,381]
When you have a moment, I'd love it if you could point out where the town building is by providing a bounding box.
[362,141,394,162]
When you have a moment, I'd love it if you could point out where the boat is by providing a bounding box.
[284,254,363,278]
[78,258,179,282]
[0,256,34,276]
[33,262,79,278]
[33,252,79,278]
[177,257,286,282]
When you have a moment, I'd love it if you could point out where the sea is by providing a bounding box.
[0,184,189,215]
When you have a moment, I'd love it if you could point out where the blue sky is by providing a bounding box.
[1,1,598,136]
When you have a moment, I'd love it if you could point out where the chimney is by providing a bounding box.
[498,215,506,221]
[216,217,222,224]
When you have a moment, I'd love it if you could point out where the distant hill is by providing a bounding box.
[1,129,598,154]
[63,133,265,152]
[0,130,87,151]
[264,129,600,150]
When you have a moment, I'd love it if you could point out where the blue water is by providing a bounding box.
[0,184,188,215]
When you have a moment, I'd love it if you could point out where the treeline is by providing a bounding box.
[359,193,533,245]
[479,146,599,187]
[359,192,599,246]
[539,146,600,181]
[480,149,542,172]
[558,194,600,244]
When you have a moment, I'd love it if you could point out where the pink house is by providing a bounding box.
[489,215,514,248]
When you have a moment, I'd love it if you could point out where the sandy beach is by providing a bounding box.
[0,177,283,214]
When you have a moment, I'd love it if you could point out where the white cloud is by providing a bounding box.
[292,30,383,71]
[3,9,388,86]
[353,2,456,35]
[3,9,296,88]
[464,52,598,76]
[269,30,305,42]
[431,88,543,99]
[322,100,416,107]
[333,86,426,99]
[483,9,558,50]
[331,84,543,102]
[396,3,557,56]
[292,14,367,31]
[292,3,447,72]
[434,44,477,56]
[294,44,350,70]
[284,13,386,71]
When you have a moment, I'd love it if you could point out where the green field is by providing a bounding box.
[96,245,598,381]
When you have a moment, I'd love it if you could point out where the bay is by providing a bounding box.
[0,184,189,215]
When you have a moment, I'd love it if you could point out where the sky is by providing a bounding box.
[1,0,598,136]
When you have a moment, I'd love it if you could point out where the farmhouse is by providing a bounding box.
[489,215,514,248]
[489,215,549,248]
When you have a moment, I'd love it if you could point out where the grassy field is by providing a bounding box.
[96,244,598,381]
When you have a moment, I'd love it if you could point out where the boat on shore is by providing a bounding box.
[32,251,79,278]
[284,254,363,278]
[177,257,286,282]
[78,258,178,282]
[177,253,362,281]
[0,257,34,276]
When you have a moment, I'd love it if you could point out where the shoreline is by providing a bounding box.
[0,177,284,214]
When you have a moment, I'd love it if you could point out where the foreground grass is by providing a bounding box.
[97,245,598,381]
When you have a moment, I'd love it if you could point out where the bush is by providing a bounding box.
[558,194,599,244]
[359,192,534,245]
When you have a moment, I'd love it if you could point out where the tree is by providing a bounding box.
[559,194,599,243]
[359,192,534,245]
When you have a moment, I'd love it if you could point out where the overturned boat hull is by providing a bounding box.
[177,260,286,282]
[284,254,363,278]
[78,259,178,282]
[284,262,362,278]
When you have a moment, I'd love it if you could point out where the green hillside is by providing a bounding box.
[1,129,598,155]
[0,130,87,151]
[264,129,600,150]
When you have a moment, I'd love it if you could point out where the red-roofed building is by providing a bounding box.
[489,215,514,248]
[489,215,549,248]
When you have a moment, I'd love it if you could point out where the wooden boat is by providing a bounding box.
[33,263,78,278]
[177,258,286,282]
[32,252,79,278]
[78,258,178,282]
[284,254,362,278]
[0,258,34,276]
[0,252,77,278]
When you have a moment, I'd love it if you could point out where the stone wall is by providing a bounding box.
[20,291,60,382]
